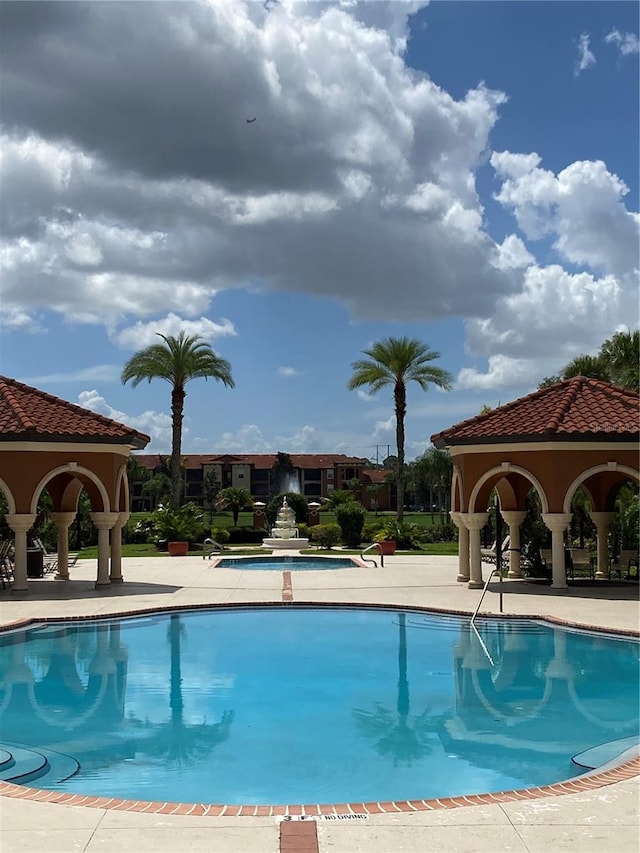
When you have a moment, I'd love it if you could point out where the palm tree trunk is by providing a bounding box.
[395,381,406,522]
[171,386,185,508]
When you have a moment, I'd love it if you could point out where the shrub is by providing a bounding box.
[375,520,426,550]
[226,526,267,544]
[211,527,230,545]
[151,502,206,546]
[311,523,342,549]
[335,502,366,548]
[362,521,382,542]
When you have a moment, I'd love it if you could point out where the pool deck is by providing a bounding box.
[1,552,638,853]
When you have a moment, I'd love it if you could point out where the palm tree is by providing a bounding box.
[599,329,639,392]
[121,332,234,507]
[348,337,452,522]
[215,486,253,527]
[561,353,608,381]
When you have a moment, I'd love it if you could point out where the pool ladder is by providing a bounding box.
[360,542,384,568]
[202,538,225,559]
[469,566,505,666]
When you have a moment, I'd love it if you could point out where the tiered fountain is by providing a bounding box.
[261,496,309,551]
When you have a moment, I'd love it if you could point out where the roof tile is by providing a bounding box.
[0,376,150,447]
[431,377,639,445]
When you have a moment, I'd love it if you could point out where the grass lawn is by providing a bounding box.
[78,540,458,559]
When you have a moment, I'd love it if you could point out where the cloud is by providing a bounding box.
[357,390,376,402]
[277,366,299,378]
[575,33,596,76]
[22,365,120,385]
[604,28,640,56]
[0,0,513,329]
[112,314,237,350]
[77,390,171,447]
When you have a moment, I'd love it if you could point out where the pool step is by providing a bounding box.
[0,742,80,785]
[572,736,640,770]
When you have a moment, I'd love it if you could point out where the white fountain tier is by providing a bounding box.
[262,496,309,551]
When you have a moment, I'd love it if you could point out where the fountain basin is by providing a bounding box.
[261,537,309,550]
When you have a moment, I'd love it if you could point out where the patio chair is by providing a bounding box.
[610,550,639,581]
[481,535,510,565]
[32,537,59,574]
[567,548,595,580]
[0,541,14,589]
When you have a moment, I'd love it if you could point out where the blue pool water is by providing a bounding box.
[0,607,638,805]
[215,556,359,570]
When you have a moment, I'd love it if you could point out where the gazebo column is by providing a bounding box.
[588,512,616,579]
[5,514,37,593]
[542,513,572,589]
[109,512,130,584]
[450,511,470,582]
[501,510,526,579]
[90,512,120,588]
[50,512,76,580]
[462,512,489,589]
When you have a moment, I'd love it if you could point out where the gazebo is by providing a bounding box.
[431,377,639,589]
[0,376,150,592]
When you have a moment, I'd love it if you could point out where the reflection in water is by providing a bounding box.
[135,614,233,767]
[0,615,233,780]
[353,613,438,765]
[0,609,637,804]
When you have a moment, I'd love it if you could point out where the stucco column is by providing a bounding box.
[90,512,119,588]
[588,511,616,579]
[5,514,37,592]
[542,513,573,589]
[461,512,489,589]
[109,512,130,584]
[50,512,76,580]
[501,510,526,579]
[450,511,470,582]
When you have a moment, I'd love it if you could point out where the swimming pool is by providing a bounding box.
[0,606,637,806]
[214,555,361,570]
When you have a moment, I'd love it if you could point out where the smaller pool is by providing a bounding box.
[214,556,361,571]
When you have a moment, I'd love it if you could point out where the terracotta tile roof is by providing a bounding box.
[0,376,150,448]
[431,377,640,447]
[134,453,369,471]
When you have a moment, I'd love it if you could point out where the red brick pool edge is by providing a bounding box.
[1,755,638,817]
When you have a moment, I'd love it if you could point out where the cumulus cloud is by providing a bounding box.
[218,422,323,453]
[277,366,299,377]
[575,33,596,76]
[0,0,512,328]
[112,314,237,350]
[0,1,637,397]
[77,390,171,447]
[605,28,640,56]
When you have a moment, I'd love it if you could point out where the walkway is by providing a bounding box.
[1,554,638,853]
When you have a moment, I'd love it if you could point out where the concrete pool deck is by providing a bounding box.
[0,552,638,853]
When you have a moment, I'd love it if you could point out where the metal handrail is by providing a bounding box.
[360,542,383,568]
[470,566,503,625]
[202,538,224,559]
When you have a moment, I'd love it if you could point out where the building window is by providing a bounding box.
[327,470,334,480]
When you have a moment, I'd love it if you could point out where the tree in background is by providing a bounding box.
[539,329,639,391]
[348,338,452,522]
[122,332,234,507]
[215,487,253,527]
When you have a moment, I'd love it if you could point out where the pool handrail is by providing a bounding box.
[202,538,224,559]
[360,542,383,568]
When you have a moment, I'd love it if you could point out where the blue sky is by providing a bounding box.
[1,1,638,463]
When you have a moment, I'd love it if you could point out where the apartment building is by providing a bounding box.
[131,453,395,512]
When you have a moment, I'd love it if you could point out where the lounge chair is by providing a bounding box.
[0,541,14,588]
[32,537,59,574]
[481,535,510,565]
